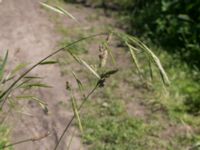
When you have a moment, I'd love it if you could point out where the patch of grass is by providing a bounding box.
[57,25,88,55]
[0,54,11,150]
[0,125,10,150]
[81,94,153,150]
[145,49,200,118]
[139,48,200,148]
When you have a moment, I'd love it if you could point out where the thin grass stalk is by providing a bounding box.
[148,57,154,81]
[66,128,76,150]
[129,36,170,84]
[71,93,83,133]
[104,42,116,66]
[126,42,141,75]
[54,82,99,150]
[72,71,84,95]
[1,132,50,149]
[40,2,79,23]
[79,58,101,79]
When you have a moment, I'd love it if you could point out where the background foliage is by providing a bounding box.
[130,0,200,67]
[67,0,200,67]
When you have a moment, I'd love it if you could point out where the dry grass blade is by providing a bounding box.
[115,31,170,85]
[40,2,64,14]
[40,2,78,23]
[66,50,81,64]
[141,43,170,85]
[67,50,100,79]
[126,34,170,84]
[148,58,154,81]
[71,94,83,134]
[79,58,101,79]
[126,42,141,75]
[55,6,78,23]
[103,42,116,66]
[72,71,84,93]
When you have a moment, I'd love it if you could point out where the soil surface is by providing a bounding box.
[0,0,84,149]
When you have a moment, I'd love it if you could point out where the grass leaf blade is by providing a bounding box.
[71,94,83,133]
[79,58,100,79]
[40,2,64,15]
[0,50,8,81]
[126,42,141,75]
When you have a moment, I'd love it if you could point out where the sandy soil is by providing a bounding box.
[0,0,83,149]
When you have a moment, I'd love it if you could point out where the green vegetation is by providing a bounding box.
[131,1,200,67]
[57,25,88,54]
[0,125,10,150]
[57,0,200,149]
[57,30,199,150]
[82,101,151,150]
[149,50,200,117]
[0,53,11,150]
[1,1,199,149]
[68,0,200,67]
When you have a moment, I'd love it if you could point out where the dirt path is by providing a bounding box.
[0,0,83,149]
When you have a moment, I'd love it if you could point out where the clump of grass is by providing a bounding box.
[138,49,200,149]
[0,125,10,150]
[82,115,149,149]
[80,84,164,150]
[57,26,88,55]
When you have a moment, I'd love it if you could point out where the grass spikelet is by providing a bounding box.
[99,44,108,68]
[103,42,116,65]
